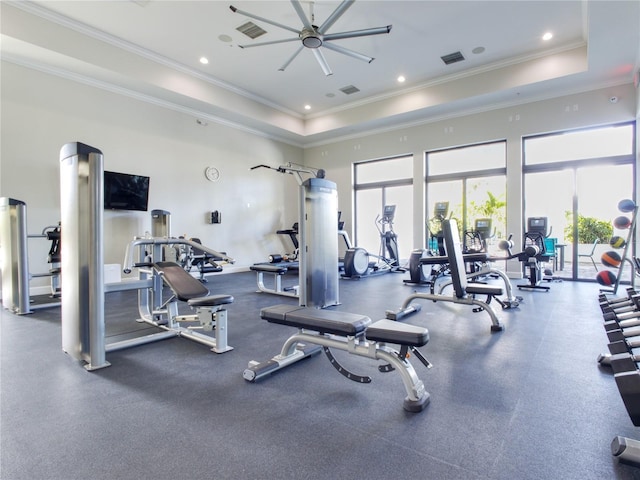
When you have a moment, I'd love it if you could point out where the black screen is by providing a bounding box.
[104,171,150,211]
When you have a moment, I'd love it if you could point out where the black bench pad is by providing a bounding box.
[250,264,288,274]
[419,253,488,265]
[155,261,209,301]
[365,319,429,347]
[465,282,503,296]
[260,305,371,336]
[188,295,234,308]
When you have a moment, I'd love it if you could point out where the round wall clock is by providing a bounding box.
[204,166,220,182]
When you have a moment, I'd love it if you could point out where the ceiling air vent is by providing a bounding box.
[441,51,465,65]
[339,85,360,95]
[236,21,267,39]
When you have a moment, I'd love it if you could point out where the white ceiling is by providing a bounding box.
[2,0,639,147]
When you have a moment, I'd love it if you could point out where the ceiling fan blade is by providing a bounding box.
[318,0,355,34]
[229,5,300,35]
[323,25,392,41]
[239,37,299,49]
[322,42,373,63]
[312,48,333,76]
[290,0,313,30]
[278,45,305,72]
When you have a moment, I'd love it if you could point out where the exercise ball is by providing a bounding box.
[601,251,622,268]
[609,236,627,249]
[618,198,636,213]
[614,216,631,229]
[596,270,617,286]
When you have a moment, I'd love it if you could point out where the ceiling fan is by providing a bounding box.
[229,0,392,76]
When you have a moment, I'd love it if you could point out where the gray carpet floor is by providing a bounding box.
[1,270,639,480]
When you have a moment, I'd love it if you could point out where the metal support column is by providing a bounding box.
[60,142,109,370]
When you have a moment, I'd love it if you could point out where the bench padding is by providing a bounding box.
[155,261,209,301]
[260,305,371,336]
[366,319,429,347]
[250,264,288,274]
[465,283,503,296]
[419,252,488,265]
[188,295,234,308]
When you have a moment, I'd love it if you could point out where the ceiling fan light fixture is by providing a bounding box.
[301,28,323,48]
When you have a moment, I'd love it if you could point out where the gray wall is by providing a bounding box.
[1,62,303,291]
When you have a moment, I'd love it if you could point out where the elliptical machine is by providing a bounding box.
[342,204,404,278]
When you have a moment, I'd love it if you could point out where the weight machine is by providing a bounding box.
[250,163,339,308]
[59,142,236,370]
[0,197,62,314]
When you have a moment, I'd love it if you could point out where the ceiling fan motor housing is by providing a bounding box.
[301,27,323,48]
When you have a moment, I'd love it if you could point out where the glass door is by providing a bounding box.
[524,164,634,281]
[574,164,633,281]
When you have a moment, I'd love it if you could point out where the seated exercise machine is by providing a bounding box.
[405,217,520,310]
[180,237,226,282]
[59,142,235,371]
[120,237,236,354]
[0,197,62,314]
[387,219,505,332]
[150,209,229,283]
[517,217,554,291]
[243,304,432,412]
[342,204,404,279]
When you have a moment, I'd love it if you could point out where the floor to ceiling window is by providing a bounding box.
[523,122,636,281]
[426,141,507,256]
[353,155,413,260]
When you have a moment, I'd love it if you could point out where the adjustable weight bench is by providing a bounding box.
[243,304,432,412]
[388,219,504,331]
[407,251,520,309]
[154,261,234,353]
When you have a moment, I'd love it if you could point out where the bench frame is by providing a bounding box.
[105,259,234,356]
[390,219,504,332]
[243,305,431,412]
[250,264,299,298]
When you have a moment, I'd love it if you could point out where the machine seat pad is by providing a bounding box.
[155,261,210,301]
[465,283,503,296]
[199,265,223,273]
[188,294,234,308]
[250,264,288,274]
[419,252,488,265]
[260,305,371,336]
[365,319,429,347]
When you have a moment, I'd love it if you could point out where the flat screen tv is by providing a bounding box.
[104,170,150,211]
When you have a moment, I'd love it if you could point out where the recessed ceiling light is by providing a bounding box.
[397,75,406,83]
[199,57,209,65]
[542,32,553,41]
[304,104,311,110]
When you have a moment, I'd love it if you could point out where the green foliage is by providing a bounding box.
[564,212,612,244]
[468,191,506,238]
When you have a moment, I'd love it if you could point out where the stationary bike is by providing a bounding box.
[517,217,554,291]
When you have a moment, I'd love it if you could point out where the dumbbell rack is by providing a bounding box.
[602,204,638,295]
